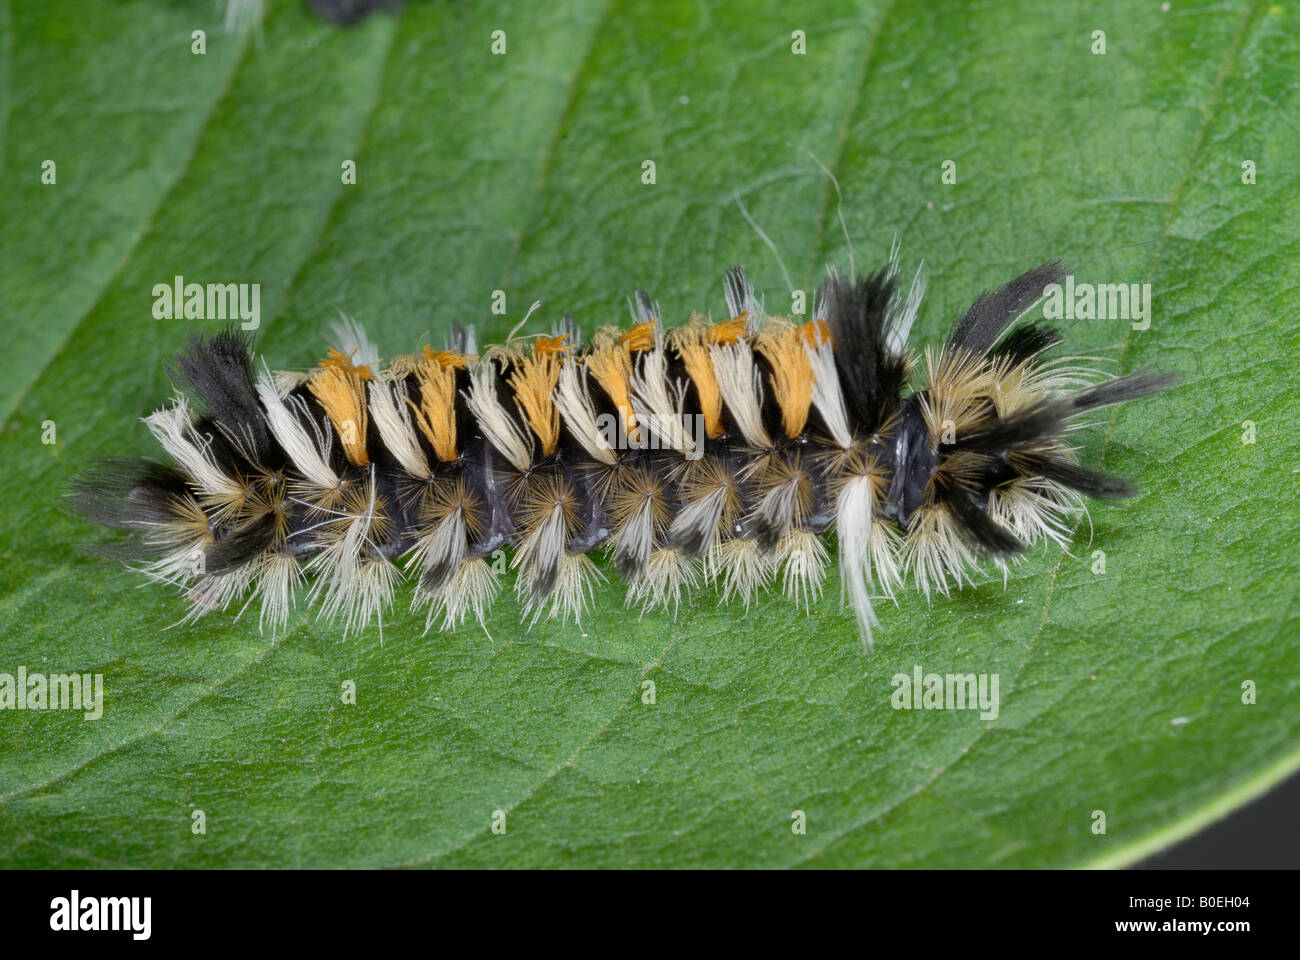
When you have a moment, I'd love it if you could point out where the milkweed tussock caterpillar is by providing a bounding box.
[71,249,1174,645]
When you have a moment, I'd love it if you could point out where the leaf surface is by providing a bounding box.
[0,0,1295,867]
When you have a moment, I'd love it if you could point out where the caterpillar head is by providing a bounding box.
[880,398,936,529]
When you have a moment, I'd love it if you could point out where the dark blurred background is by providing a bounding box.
[1137,768,1300,869]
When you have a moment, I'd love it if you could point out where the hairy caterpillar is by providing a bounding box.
[71,247,1173,645]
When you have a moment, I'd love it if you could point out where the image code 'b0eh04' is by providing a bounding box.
[71,247,1174,645]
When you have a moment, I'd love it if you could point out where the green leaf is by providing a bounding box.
[1,0,1296,868]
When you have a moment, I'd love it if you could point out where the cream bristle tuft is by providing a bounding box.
[368,378,432,480]
[626,547,698,615]
[466,360,534,473]
[416,556,500,635]
[777,529,829,612]
[144,397,246,503]
[707,537,775,610]
[554,358,618,466]
[256,368,339,491]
